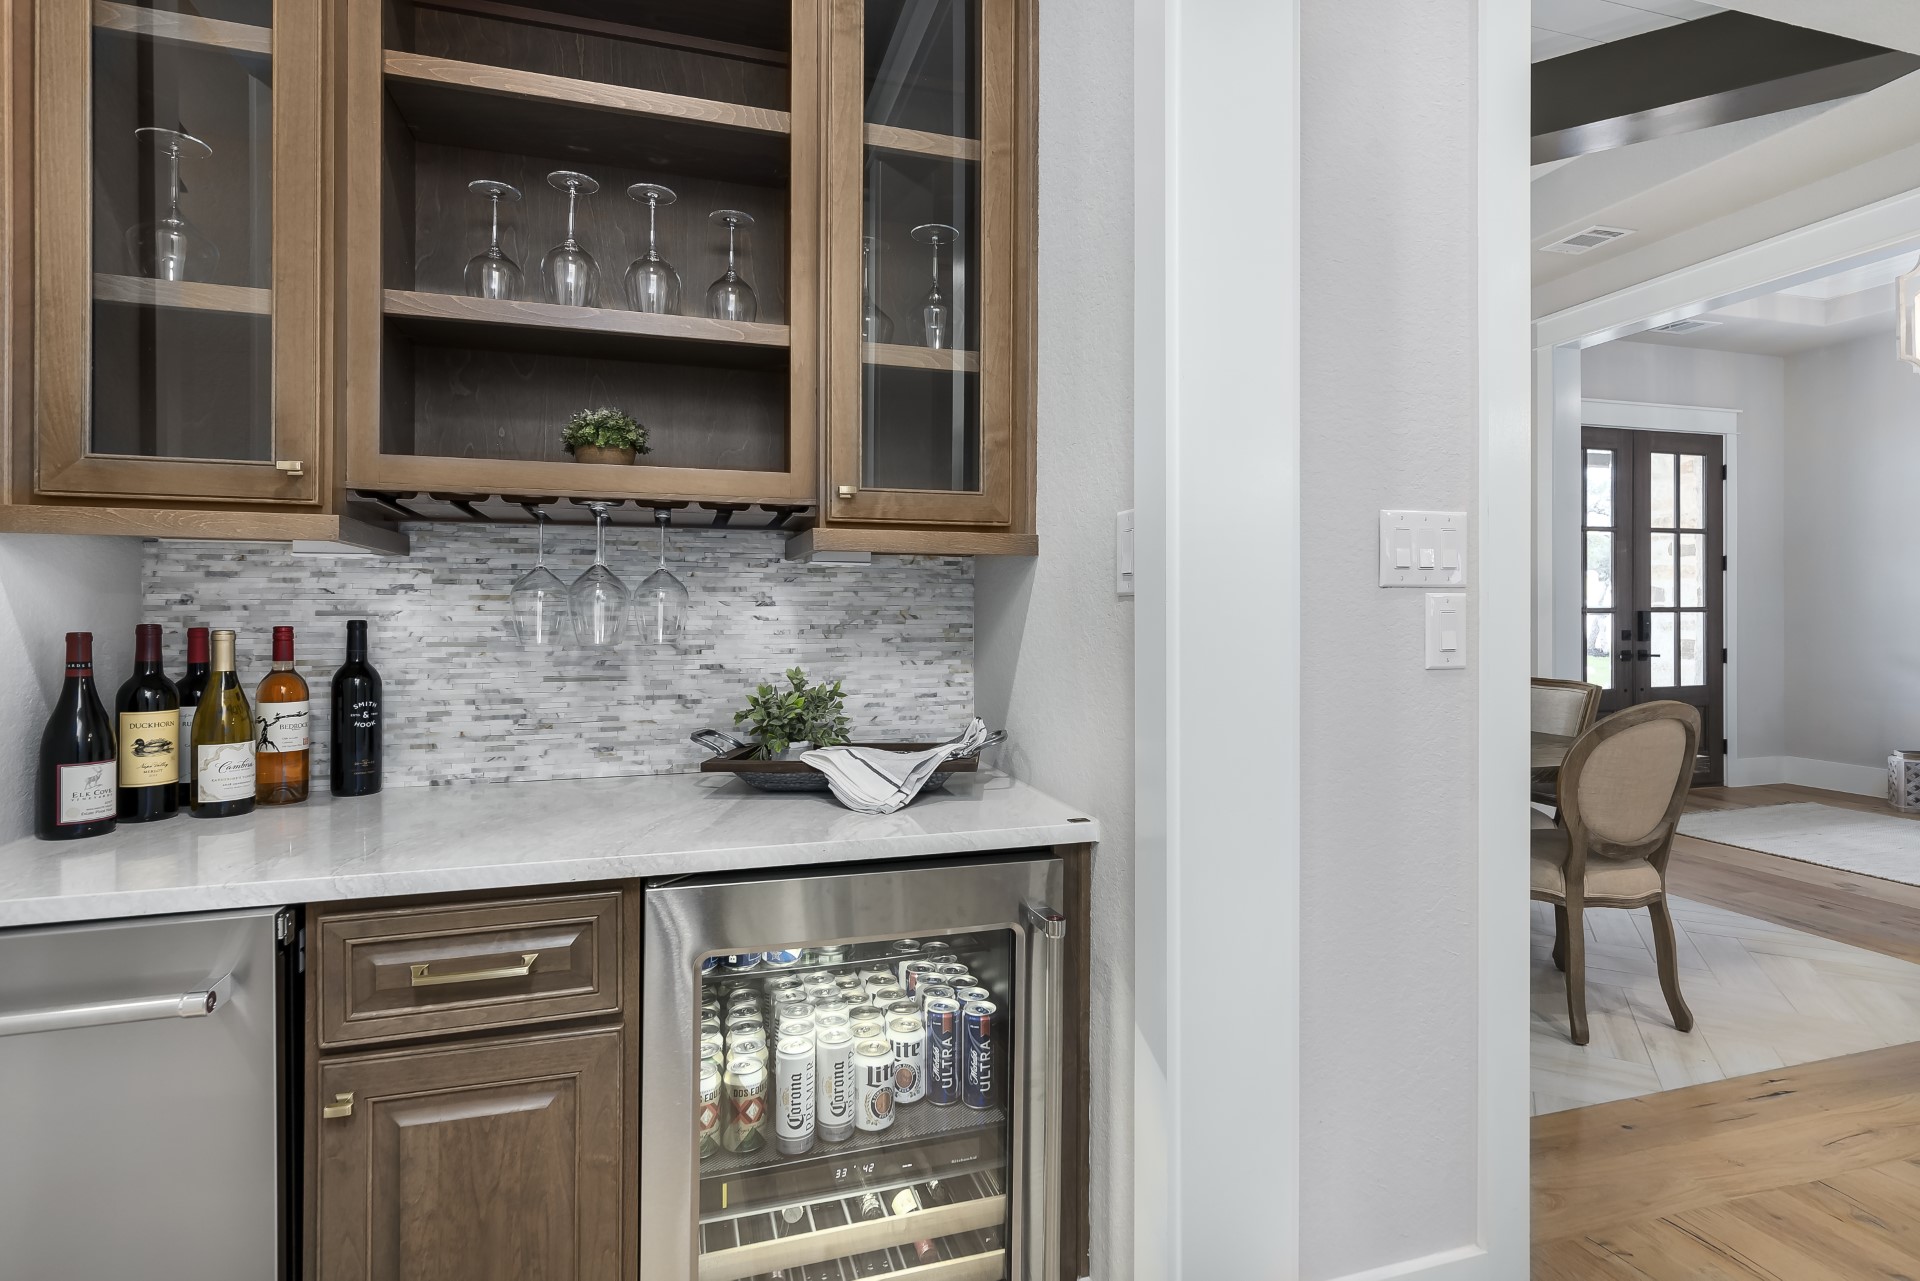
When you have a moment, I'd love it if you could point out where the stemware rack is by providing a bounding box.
[351,492,813,530]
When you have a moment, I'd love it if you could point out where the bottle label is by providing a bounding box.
[118,709,180,787]
[57,760,116,825]
[196,742,256,802]
[344,696,379,732]
[257,700,310,754]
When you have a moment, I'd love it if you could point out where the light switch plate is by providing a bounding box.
[1379,510,1467,587]
[1116,509,1136,597]
[1425,592,1467,670]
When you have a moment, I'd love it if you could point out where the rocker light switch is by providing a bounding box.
[1380,510,1468,587]
[1425,592,1467,670]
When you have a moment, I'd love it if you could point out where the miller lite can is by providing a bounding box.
[721,1056,768,1153]
[698,1060,721,1157]
[815,1025,857,1142]
[849,1017,885,1041]
[889,1014,927,1104]
[774,1035,817,1156]
[924,996,962,1106]
[814,1009,851,1033]
[855,1037,896,1132]
[962,1000,996,1110]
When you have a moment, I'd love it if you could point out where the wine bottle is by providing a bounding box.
[256,626,310,805]
[176,626,210,809]
[330,619,382,797]
[115,622,180,822]
[191,629,256,819]
[36,632,118,841]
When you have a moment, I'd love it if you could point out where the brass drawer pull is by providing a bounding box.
[323,1092,354,1120]
[409,951,540,988]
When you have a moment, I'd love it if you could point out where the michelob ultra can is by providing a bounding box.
[700,955,721,976]
[698,1060,722,1157]
[954,986,991,1006]
[774,1035,817,1156]
[763,948,803,969]
[918,983,956,1014]
[815,1025,857,1142]
[934,963,970,981]
[924,996,962,1106]
[855,1037,896,1132]
[889,1013,927,1104]
[721,1056,768,1153]
[722,953,763,973]
[962,1001,996,1110]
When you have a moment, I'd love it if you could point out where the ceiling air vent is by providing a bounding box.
[1539,225,1635,255]
[1649,318,1722,334]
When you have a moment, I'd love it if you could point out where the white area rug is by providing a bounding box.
[1676,802,1920,887]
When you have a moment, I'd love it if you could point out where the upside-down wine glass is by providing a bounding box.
[510,506,570,649]
[464,179,524,300]
[127,126,218,281]
[910,223,959,350]
[623,183,682,314]
[705,209,759,322]
[542,170,600,307]
[636,508,690,646]
[569,503,630,649]
[860,235,894,343]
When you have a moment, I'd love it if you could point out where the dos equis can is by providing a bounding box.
[924,996,962,1107]
[721,1056,768,1153]
[962,1000,996,1110]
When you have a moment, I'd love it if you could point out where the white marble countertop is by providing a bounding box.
[0,772,1098,927]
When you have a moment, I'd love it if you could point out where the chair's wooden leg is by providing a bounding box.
[1551,905,1568,973]
[1648,896,1695,1033]
[1563,896,1589,1046]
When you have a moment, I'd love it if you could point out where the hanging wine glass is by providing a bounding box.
[464,179,524,300]
[860,235,894,343]
[705,209,759,322]
[569,503,630,649]
[636,509,690,646]
[623,183,682,314]
[910,223,959,350]
[510,506,570,648]
[127,127,218,282]
[542,170,600,307]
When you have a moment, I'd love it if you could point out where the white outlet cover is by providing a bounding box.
[1379,509,1467,588]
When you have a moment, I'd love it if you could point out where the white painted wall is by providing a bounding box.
[1578,342,1790,764]
[0,535,144,841]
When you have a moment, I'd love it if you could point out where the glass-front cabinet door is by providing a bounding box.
[824,0,1016,526]
[33,0,324,504]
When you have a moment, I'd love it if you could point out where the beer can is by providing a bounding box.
[776,1014,816,1043]
[811,994,850,1014]
[763,948,803,969]
[721,1056,768,1153]
[869,986,906,1005]
[774,1035,817,1156]
[832,972,865,992]
[699,955,721,976]
[802,944,848,966]
[698,1060,722,1157]
[934,963,970,981]
[945,974,978,992]
[924,996,962,1106]
[726,987,761,1008]
[849,1017,885,1041]
[700,1014,722,1037]
[918,983,956,1013]
[922,952,960,966]
[962,1001,996,1109]
[901,960,939,995]
[725,1015,765,1039]
[889,939,925,960]
[954,986,991,1006]
[700,1031,724,1067]
[889,1014,927,1105]
[802,972,840,993]
[849,1003,885,1024]
[722,952,763,973]
[815,1025,858,1142]
[854,1037,896,1132]
[886,998,922,1017]
[814,1009,851,1033]
[860,975,896,999]
[728,1034,768,1071]
[765,973,807,994]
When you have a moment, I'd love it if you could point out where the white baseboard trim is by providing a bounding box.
[1325,1244,1487,1281]
[1722,754,1885,798]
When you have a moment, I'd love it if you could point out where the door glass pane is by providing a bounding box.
[90,8,274,461]
[1585,532,1614,608]
[1650,452,1676,528]
[1651,612,1676,687]
[1679,454,1706,529]
[860,0,982,493]
[1585,612,1613,689]
[1585,449,1614,526]
[1650,533,1676,607]
[698,932,1013,1280]
[1678,533,1706,607]
[1680,611,1705,687]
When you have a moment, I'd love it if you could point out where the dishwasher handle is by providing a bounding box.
[0,974,233,1038]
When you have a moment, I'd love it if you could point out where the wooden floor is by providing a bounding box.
[1534,784,1920,1277]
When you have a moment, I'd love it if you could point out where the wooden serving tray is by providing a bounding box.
[698,742,979,792]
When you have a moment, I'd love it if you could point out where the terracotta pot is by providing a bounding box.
[571,444,636,466]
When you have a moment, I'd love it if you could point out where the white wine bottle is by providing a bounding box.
[191,629,256,819]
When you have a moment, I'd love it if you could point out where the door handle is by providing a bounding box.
[323,1092,354,1120]
[0,974,231,1038]
[1636,610,1652,643]
[1020,902,1066,1277]
[409,951,539,987]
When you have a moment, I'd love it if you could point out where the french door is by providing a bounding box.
[1581,426,1725,785]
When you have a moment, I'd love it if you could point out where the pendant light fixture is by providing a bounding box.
[1898,254,1920,370]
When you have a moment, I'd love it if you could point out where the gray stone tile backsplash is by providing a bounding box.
[143,525,973,786]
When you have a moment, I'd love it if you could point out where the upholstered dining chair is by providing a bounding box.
[1532,700,1701,1046]
[1531,677,1601,810]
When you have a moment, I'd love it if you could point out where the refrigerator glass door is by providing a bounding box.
[644,855,1064,1281]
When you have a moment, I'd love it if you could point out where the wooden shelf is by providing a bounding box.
[864,122,980,162]
[384,51,791,181]
[383,289,789,366]
[94,274,271,316]
[786,526,1037,558]
[863,343,980,373]
[0,504,407,553]
[91,0,272,55]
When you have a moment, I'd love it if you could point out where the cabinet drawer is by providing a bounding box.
[315,893,623,1048]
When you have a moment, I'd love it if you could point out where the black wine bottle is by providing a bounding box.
[330,619,383,797]
[115,623,180,822]
[176,626,210,809]
[36,632,118,841]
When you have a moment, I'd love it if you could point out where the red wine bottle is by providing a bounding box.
[329,619,382,796]
[36,632,118,841]
[115,623,180,822]
[176,626,210,809]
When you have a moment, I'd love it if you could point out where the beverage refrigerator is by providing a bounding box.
[642,854,1068,1280]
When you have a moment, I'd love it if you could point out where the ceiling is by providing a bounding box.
[1533,0,1724,62]
[1625,246,1914,355]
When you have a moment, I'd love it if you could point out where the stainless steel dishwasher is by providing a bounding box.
[0,906,297,1280]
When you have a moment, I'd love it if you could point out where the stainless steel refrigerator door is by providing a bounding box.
[0,907,285,1280]
[644,854,1067,1281]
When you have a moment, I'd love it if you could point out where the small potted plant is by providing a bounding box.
[734,668,851,758]
[561,407,649,466]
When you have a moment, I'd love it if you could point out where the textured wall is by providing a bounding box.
[143,525,974,786]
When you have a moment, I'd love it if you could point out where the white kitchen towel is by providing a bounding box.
[802,720,992,815]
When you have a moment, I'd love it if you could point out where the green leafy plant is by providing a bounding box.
[734,667,851,757]
[560,407,649,456]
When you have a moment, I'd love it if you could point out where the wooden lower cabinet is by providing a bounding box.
[312,1027,627,1281]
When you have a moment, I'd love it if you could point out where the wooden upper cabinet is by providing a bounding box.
[821,0,1026,529]
[31,0,325,504]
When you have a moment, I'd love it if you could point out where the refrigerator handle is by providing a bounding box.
[1021,901,1067,1280]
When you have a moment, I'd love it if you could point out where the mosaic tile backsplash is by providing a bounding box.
[143,525,974,786]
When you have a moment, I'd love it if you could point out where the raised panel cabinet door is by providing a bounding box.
[32,0,324,503]
[314,1028,626,1281]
